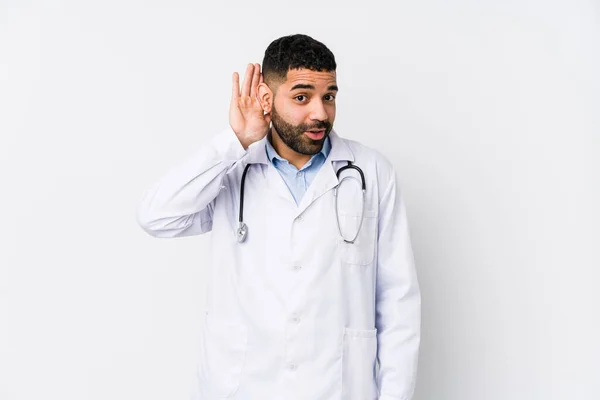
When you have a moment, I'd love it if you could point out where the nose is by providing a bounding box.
[309,98,328,122]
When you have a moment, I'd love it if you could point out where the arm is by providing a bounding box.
[136,128,247,238]
[375,169,421,400]
[136,62,271,238]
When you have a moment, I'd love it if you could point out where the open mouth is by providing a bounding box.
[304,129,325,140]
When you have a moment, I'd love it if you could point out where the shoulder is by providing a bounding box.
[337,134,396,185]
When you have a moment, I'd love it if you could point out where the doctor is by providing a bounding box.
[137,34,420,400]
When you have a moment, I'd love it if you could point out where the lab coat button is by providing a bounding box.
[288,364,297,371]
[292,265,302,271]
[291,316,300,324]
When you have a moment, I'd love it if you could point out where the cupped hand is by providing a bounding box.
[229,63,271,149]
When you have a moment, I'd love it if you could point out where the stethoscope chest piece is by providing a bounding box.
[237,222,248,243]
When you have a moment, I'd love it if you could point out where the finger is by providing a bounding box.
[241,63,253,97]
[250,63,260,98]
[231,72,240,99]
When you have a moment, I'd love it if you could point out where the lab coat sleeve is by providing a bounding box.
[375,169,421,400]
[136,126,247,238]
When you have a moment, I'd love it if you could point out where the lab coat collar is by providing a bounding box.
[244,128,355,213]
[245,128,353,165]
[327,129,355,163]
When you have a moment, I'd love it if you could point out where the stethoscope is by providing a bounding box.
[236,161,366,244]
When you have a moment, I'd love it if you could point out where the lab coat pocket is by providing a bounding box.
[341,327,378,400]
[337,211,377,266]
[201,312,248,398]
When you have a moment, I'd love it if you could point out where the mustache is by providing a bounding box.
[299,121,331,131]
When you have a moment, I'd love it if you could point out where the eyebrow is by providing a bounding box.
[290,83,339,92]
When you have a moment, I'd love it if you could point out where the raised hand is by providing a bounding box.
[229,63,272,149]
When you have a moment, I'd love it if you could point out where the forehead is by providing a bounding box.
[282,68,337,90]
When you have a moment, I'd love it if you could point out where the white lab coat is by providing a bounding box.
[137,127,421,400]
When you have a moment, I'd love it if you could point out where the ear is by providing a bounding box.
[257,83,273,113]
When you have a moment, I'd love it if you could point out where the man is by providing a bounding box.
[137,34,420,400]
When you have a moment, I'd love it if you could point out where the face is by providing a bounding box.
[269,68,338,155]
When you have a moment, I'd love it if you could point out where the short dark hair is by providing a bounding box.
[262,34,336,88]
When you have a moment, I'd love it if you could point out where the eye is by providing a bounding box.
[295,95,307,102]
[324,94,336,101]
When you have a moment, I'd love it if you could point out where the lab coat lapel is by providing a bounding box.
[296,130,354,216]
[296,160,338,213]
[246,135,296,205]
[266,162,296,204]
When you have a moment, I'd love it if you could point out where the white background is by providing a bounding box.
[1,1,599,399]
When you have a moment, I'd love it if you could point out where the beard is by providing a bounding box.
[270,104,332,156]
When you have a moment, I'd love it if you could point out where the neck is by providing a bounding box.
[270,128,312,170]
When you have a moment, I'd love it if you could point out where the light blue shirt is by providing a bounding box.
[265,135,331,205]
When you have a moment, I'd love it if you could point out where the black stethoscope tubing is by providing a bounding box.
[237,161,365,243]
